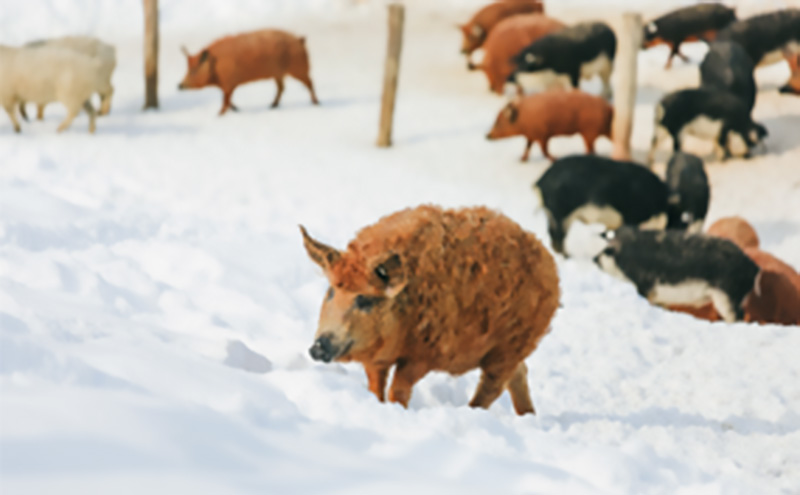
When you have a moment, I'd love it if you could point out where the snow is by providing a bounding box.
[2,1,800,494]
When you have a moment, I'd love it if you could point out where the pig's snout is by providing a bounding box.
[309,335,335,363]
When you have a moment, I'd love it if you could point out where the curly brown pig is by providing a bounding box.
[487,89,613,161]
[478,14,565,94]
[459,1,544,69]
[301,205,560,415]
[178,29,318,115]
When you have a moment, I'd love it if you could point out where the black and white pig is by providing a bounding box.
[533,155,668,255]
[649,88,768,163]
[664,152,710,233]
[700,41,757,112]
[643,3,737,69]
[716,8,800,68]
[593,227,760,322]
[509,21,617,99]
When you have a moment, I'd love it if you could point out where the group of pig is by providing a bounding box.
[646,5,800,162]
[470,2,800,163]
[460,2,800,325]
[1,28,318,133]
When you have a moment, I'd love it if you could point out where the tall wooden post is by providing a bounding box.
[143,0,159,110]
[377,3,405,148]
[611,12,642,161]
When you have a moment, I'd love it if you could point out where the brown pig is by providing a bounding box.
[301,205,560,415]
[486,89,613,161]
[459,0,545,69]
[178,29,319,115]
[478,13,565,94]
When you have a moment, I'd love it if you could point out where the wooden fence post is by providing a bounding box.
[377,3,405,148]
[143,0,159,110]
[611,12,642,161]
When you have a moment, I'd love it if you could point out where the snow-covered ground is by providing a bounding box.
[2,1,800,494]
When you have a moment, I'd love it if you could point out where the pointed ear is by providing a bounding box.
[505,102,519,123]
[300,225,341,274]
[198,49,210,64]
[373,253,406,298]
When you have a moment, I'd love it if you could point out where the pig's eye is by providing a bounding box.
[602,247,615,256]
[326,287,334,301]
[375,266,389,284]
[354,295,381,312]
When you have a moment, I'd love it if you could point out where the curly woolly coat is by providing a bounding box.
[302,205,560,415]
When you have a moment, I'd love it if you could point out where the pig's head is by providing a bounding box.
[641,21,663,48]
[486,100,521,140]
[459,23,486,55]
[301,226,407,364]
[178,46,217,90]
[512,48,547,75]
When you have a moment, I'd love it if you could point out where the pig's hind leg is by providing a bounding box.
[506,362,535,415]
[57,102,82,133]
[271,77,285,108]
[83,101,96,134]
[470,349,522,412]
[290,72,320,105]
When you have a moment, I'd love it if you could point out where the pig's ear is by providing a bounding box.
[505,103,519,123]
[300,225,341,275]
[373,253,406,298]
[198,49,210,65]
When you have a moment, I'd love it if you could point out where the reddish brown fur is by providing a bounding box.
[486,89,613,161]
[706,216,760,250]
[302,205,560,415]
[744,248,800,296]
[459,1,545,64]
[742,269,800,326]
[479,14,565,94]
[781,52,800,95]
[667,303,721,321]
[178,29,319,115]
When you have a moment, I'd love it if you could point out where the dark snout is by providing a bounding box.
[309,335,335,362]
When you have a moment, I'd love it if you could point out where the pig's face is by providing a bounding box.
[178,48,216,90]
[642,22,663,48]
[514,50,547,74]
[486,102,520,140]
[301,227,407,364]
[460,24,485,54]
